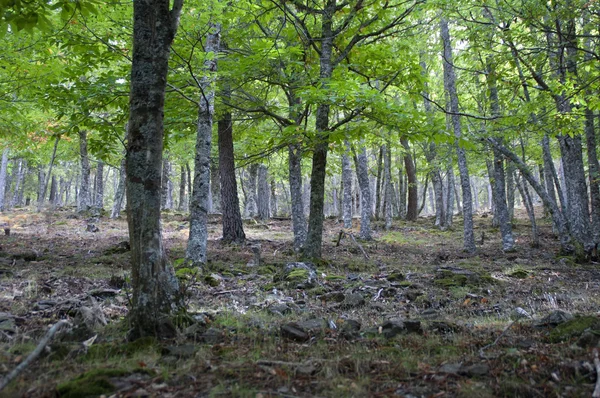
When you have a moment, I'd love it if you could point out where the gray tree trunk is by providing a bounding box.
[401,138,418,221]
[111,157,126,219]
[126,0,183,339]
[178,165,186,211]
[161,159,173,210]
[270,179,278,217]
[383,143,393,230]
[187,24,220,265]
[244,164,258,218]
[352,143,372,240]
[38,135,60,212]
[257,164,270,220]
[441,18,475,252]
[341,142,353,228]
[0,149,9,211]
[288,143,306,250]
[78,130,90,212]
[94,161,105,210]
[445,165,455,228]
[10,158,25,209]
[210,158,220,213]
[516,173,539,247]
[375,145,383,220]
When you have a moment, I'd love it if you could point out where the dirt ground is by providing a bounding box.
[1,207,600,397]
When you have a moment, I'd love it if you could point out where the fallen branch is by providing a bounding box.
[347,232,370,260]
[593,349,600,398]
[479,320,516,359]
[0,319,70,392]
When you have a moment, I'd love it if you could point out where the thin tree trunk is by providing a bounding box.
[78,131,90,212]
[244,164,258,218]
[383,143,393,229]
[445,165,455,228]
[401,138,418,221]
[187,24,221,265]
[352,143,372,240]
[210,157,220,213]
[375,145,383,221]
[178,165,186,211]
[257,164,270,220]
[161,159,173,210]
[270,179,278,217]
[38,135,60,212]
[288,143,306,249]
[111,157,126,219]
[342,142,353,228]
[0,149,9,211]
[516,173,539,247]
[94,161,105,210]
[441,18,475,252]
[218,105,245,243]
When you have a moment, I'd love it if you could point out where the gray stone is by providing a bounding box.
[577,330,600,348]
[439,362,462,374]
[369,303,387,312]
[380,320,406,339]
[403,320,423,334]
[162,344,197,358]
[34,300,57,310]
[281,323,309,342]
[460,363,490,377]
[268,303,292,316]
[0,317,16,332]
[535,310,574,328]
[297,318,327,333]
[202,327,223,344]
[386,272,405,282]
[341,293,365,309]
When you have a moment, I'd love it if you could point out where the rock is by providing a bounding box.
[434,266,480,287]
[369,303,387,312]
[297,318,327,333]
[283,262,317,287]
[89,288,120,298]
[403,320,423,334]
[12,251,38,261]
[205,273,223,287]
[341,293,365,309]
[380,320,406,339]
[340,319,361,339]
[104,241,130,255]
[429,321,461,334]
[405,290,424,302]
[183,323,206,339]
[460,363,490,377]
[534,310,574,328]
[34,300,57,310]
[281,323,309,342]
[577,330,600,348]
[268,303,292,316]
[439,362,462,374]
[202,327,223,344]
[420,309,438,318]
[386,272,405,282]
[0,317,16,333]
[162,344,197,358]
[320,292,345,303]
[86,224,99,233]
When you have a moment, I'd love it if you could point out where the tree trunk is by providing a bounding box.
[445,165,455,228]
[244,164,258,218]
[187,24,220,265]
[341,142,353,228]
[10,158,25,209]
[257,164,270,220]
[0,149,9,211]
[126,0,183,339]
[441,18,475,252]
[111,157,126,219]
[210,158,220,213]
[161,159,173,210]
[516,173,539,247]
[178,165,186,211]
[401,138,418,221]
[352,143,372,240]
[218,107,246,243]
[270,179,278,217]
[78,130,90,212]
[288,143,306,250]
[38,135,60,212]
[492,149,515,251]
[49,176,57,205]
[375,145,383,220]
[303,0,335,260]
[94,161,105,210]
[384,143,393,229]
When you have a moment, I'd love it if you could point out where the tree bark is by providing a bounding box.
[178,164,186,211]
[401,138,418,221]
[257,164,270,220]
[288,143,306,250]
[161,159,173,210]
[375,145,383,221]
[126,0,183,339]
[516,173,539,247]
[352,143,372,240]
[78,130,90,212]
[441,18,475,252]
[187,24,220,265]
[445,165,455,228]
[94,161,105,210]
[218,106,245,243]
[10,158,25,209]
[342,141,353,228]
[111,157,126,219]
[0,149,9,211]
[210,157,220,213]
[244,164,258,218]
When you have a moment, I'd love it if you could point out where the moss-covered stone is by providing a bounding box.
[57,368,149,398]
[548,316,600,343]
[434,274,468,287]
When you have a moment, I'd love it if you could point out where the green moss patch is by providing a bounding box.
[548,316,600,343]
[57,368,151,398]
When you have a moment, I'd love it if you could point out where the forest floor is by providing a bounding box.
[1,207,600,397]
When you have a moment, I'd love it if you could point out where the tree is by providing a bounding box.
[126,0,184,339]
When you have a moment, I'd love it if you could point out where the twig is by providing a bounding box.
[0,320,70,391]
[373,288,384,301]
[479,320,516,359]
[335,230,344,247]
[593,349,600,398]
[347,232,370,260]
